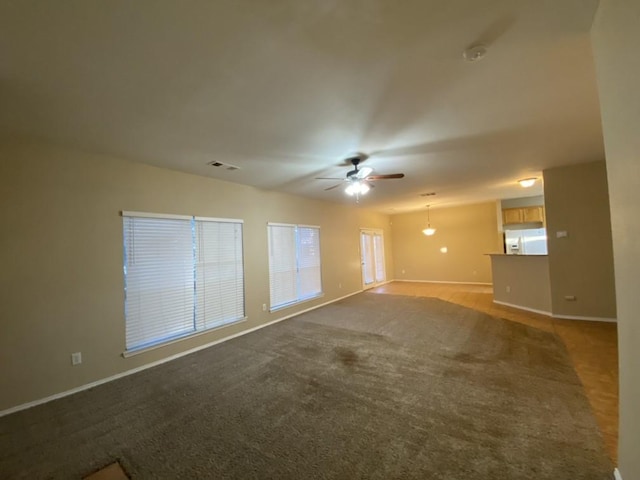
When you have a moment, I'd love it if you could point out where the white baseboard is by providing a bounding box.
[363,279,393,290]
[551,313,617,323]
[0,289,363,418]
[493,300,617,323]
[394,279,493,286]
[614,467,623,480]
[493,300,552,317]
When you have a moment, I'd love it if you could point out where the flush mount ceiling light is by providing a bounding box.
[463,44,487,62]
[518,177,537,188]
[422,204,436,236]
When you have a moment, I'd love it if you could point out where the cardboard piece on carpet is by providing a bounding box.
[83,462,129,480]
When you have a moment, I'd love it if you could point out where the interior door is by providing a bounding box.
[360,229,386,289]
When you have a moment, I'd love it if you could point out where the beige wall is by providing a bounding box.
[543,161,616,319]
[490,255,551,313]
[500,195,545,210]
[0,142,393,411]
[593,1,640,477]
[391,202,503,284]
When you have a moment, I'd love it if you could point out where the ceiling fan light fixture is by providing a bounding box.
[345,181,369,196]
[319,153,404,197]
[518,177,537,188]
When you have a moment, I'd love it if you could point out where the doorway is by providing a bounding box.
[360,229,386,289]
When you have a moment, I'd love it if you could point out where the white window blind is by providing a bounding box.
[268,225,297,309]
[297,226,322,300]
[122,212,244,352]
[268,223,322,311]
[195,219,245,330]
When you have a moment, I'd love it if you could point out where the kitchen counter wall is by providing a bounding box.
[488,254,552,314]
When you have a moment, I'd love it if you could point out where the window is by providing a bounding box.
[122,212,244,352]
[268,223,322,311]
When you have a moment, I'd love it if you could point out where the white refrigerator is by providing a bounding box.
[505,228,548,255]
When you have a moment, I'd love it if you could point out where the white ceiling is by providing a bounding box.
[0,0,603,213]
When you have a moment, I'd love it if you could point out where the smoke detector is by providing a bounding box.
[463,44,487,62]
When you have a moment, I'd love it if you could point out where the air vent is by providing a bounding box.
[207,161,240,171]
[420,192,436,197]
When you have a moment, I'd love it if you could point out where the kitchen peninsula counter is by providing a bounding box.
[487,253,551,315]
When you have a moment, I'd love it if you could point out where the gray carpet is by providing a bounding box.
[0,293,612,479]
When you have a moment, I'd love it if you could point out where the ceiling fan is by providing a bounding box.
[315,153,405,196]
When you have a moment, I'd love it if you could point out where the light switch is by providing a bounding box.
[71,352,82,366]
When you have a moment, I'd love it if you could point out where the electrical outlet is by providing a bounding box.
[262,303,267,312]
[338,283,342,289]
[71,352,82,366]
[506,286,511,293]
[402,269,406,274]
[564,295,577,301]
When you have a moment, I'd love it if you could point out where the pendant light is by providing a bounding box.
[422,205,436,236]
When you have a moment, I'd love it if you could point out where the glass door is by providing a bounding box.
[360,229,386,289]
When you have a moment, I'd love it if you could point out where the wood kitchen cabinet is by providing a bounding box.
[502,208,523,224]
[523,206,544,223]
[502,206,545,225]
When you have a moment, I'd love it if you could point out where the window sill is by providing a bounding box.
[122,317,248,358]
[269,293,324,313]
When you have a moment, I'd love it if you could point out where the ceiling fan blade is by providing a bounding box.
[366,173,405,180]
[356,166,373,179]
[318,153,402,192]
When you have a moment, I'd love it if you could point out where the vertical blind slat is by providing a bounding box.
[361,233,374,285]
[374,233,386,283]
